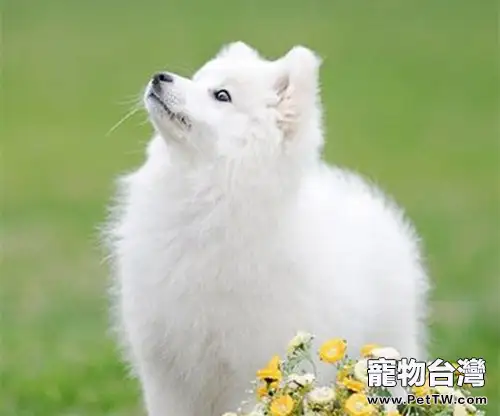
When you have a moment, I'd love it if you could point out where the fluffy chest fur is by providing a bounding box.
[113,155,312,354]
[107,150,427,415]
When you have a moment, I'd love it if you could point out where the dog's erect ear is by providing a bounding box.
[217,41,260,60]
[274,46,322,138]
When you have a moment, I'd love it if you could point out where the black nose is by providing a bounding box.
[152,72,174,85]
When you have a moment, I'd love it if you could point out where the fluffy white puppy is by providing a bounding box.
[105,42,429,416]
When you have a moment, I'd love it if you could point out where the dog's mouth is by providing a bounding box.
[148,92,191,128]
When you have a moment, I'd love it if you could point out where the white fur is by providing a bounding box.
[105,42,429,416]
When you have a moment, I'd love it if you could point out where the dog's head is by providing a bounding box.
[144,42,323,165]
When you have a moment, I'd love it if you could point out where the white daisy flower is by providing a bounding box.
[434,385,455,395]
[246,403,266,416]
[353,359,369,384]
[287,373,315,390]
[370,347,401,359]
[307,386,336,405]
[286,331,314,355]
[453,404,468,416]
[384,402,399,412]
[434,386,476,412]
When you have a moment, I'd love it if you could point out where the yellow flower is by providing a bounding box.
[360,344,380,357]
[256,380,279,399]
[342,377,365,392]
[336,363,353,382]
[345,393,376,416]
[257,355,282,382]
[412,381,430,397]
[319,338,347,363]
[270,395,294,416]
[256,384,268,398]
[451,362,463,375]
[387,411,401,416]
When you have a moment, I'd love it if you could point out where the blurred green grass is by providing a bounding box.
[3,0,499,414]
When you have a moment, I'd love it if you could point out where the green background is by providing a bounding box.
[4,0,498,414]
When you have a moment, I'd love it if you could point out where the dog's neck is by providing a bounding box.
[145,134,320,230]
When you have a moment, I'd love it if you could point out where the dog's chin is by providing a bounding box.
[145,93,192,130]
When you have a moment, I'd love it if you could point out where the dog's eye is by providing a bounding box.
[213,89,232,103]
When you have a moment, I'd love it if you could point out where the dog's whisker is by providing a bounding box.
[113,91,144,106]
[107,106,142,136]
[116,97,142,106]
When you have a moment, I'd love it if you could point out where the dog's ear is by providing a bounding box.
[217,41,260,60]
[274,46,322,138]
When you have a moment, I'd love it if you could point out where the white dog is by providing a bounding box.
[105,42,429,416]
